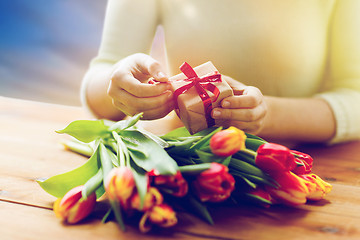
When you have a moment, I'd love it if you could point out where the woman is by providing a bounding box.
[81,0,360,144]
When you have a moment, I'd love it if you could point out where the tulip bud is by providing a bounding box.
[291,150,313,175]
[266,171,310,206]
[53,185,96,224]
[139,204,178,233]
[299,174,332,201]
[192,162,235,202]
[210,127,247,157]
[130,187,163,211]
[149,170,188,197]
[104,167,136,209]
[255,143,296,174]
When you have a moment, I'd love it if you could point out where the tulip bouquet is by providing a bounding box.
[38,113,332,233]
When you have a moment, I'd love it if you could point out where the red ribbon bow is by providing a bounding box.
[173,62,221,128]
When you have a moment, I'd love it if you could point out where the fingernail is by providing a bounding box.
[213,110,221,117]
[222,101,230,108]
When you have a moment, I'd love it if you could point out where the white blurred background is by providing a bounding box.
[0,0,107,106]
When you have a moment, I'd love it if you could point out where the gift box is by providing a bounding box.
[170,62,233,134]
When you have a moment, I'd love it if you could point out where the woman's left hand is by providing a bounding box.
[211,76,268,135]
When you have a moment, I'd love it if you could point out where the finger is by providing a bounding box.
[109,73,171,98]
[221,87,263,109]
[222,75,246,94]
[136,54,168,82]
[212,105,266,122]
[111,88,174,112]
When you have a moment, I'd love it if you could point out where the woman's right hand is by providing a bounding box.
[108,53,174,120]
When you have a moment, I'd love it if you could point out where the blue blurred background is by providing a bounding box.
[0,0,107,105]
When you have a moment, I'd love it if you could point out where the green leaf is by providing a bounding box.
[245,138,266,152]
[82,168,104,199]
[189,127,222,152]
[229,158,268,179]
[233,151,256,165]
[221,156,232,167]
[231,169,276,188]
[121,130,178,175]
[122,136,149,159]
[161,127,191,140]
[232,173,257,189]
[244,193,272,206]
[195,149,225,163]
[171,155,196,166]
[193,126,221,137]
[56,120,109,143]
[135,127,170,148]
[245,132,267,142]
[129,161,148,209]
[37,146,101,198]
[183,193,214,225]
[165,137,202,157]
[99,142,114,178]
[109,112,143,131]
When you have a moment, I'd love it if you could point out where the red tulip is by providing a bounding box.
[139,204,177,233]
[291,150,313,175]
[299,173,332,201]
[255,143,296,174]
[53,185,96,224]
[192,162,235,202]
[149,170,188,197]
[266,171,310,206]
[104,167,136,209]
[210,127,247,157]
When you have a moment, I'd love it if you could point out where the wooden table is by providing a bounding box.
[1,96,360,240]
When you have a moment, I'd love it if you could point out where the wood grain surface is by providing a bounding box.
[1,96,360,240]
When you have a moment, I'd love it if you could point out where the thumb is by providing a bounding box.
[137,54,169,82]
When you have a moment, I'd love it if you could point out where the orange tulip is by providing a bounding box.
[139,204,177,233]
[53,185,96,224]
[210,127,247,157]
[130,187,163,211]
[299,173,332,201]
[104,167,136,209]
[266,171,311,206]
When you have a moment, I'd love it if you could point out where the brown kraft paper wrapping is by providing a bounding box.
[169,61,234,134]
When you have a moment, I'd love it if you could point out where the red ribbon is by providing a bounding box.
[173,62,221,128]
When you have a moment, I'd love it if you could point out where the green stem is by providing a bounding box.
[61,140,93,157]
[240,148,257,158]
[112,131,125,167]
[179,163,212,175]
[110,200,126,231]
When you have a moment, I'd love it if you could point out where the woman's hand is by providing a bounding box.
[108,53,174,120]
[211,76,268,135]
